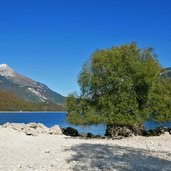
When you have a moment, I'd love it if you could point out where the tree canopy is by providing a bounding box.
[66,43,171,126]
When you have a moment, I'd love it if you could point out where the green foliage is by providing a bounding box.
[147,78,171,122]
[0,91,66,111]
[66,42,171,126]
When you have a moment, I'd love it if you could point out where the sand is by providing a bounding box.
[0,126,171,171]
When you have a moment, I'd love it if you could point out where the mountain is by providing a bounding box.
[0,91,35,111]
[160,67,171,79]
[0,91,66,111]
[0,64,65,104]
[164,67,171,78]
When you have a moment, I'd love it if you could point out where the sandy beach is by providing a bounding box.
[0,126,171,171]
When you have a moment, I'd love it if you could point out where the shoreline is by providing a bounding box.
[0,111,67,113]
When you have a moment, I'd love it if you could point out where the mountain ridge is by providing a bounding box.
[0,64,65,104]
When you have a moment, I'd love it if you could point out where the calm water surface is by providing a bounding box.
[0,112,106,135]
[0,112,171,135]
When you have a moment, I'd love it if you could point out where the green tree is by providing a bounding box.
[66,43,171,132]
[147,78,171,122]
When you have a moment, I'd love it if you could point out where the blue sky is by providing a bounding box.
[0,0,171,96]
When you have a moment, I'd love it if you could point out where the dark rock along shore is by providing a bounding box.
[2,122,171,139]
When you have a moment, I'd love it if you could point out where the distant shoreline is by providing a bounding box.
[0,111,67,113]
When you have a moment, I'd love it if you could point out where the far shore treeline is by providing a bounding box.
[0,91,66,111]
[66,43,171,132]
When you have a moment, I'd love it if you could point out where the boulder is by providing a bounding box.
[163,132,170,136]
[62,127,79,137]
[2,122,64,136]
[2,122,11,128]
[49,125,63,135]
[143,126,169,136]
[24,128,38,136]
[168,128,171,135]
[105,124,145,138]
[105,125,133,138]
[24,123,49,135]
[79,133,88,138]
[79,133,102,139]
[143,129,157,136]
[3,123,25,131]
[129,124,145,136]
[86,133,102,139]
[87,133,94,138]
[155,126,168,134]
[26,123,38,129]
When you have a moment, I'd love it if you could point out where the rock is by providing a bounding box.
[101,136,106,139]
[15,123,26,131]
[88,134,102,139]
[87,133,94,138]
[122,153,129,157]
[26,123,49,133]
[143,130,155,136]
[26,123,38,129]
[148,130,159,136]
[155,126,168,135]
[105,124,135,138]
[62,127,79,136]
[3,123,25,131]
[168,128,171,135]
[150,141,154,145]
[129,124,145,136]
[49,125,63,135]
[79,133,102,139]
[24,123,49,136]
[79,133,88,138]
[105,124,171,138]
[37,123,48,130]
[3,122,49,136]
[17,164,22,168]
[51,164,54,167]
[144,126,170,137]
[163,132,170,136]
[94,135,102,139]
[45,149,50,153]
[27,165,33,169]
[36,124,49,134]
[2,122,11,128]
[24,128,38,136]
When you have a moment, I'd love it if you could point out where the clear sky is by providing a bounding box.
[0,0,171,96]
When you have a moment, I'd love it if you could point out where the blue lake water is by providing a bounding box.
[0,112,171,135]
[0,112,106,135]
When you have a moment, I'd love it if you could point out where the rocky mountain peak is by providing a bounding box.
[0,64,15,77]
[0,63,64,104]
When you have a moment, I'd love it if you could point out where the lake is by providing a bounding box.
[0,112,106,135]
[0,112,171,135]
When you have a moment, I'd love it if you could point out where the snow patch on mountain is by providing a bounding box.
[27,87,47,102]
[0,64,15,77]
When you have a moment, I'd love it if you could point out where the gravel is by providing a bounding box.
[0,127,171,171]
